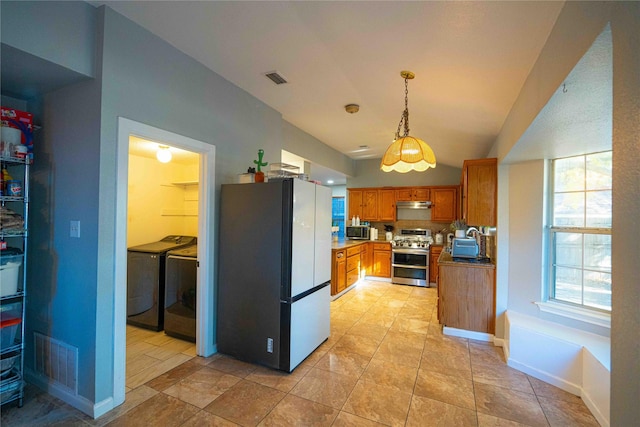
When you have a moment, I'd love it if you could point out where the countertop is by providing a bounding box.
[332,239,391,250]
[438,250,495,269]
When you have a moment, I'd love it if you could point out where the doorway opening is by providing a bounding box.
[114,118,216,407]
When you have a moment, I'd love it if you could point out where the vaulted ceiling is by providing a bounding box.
[93,1,565,170]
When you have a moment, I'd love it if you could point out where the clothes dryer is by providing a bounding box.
[164,244,198,341]
[127,235,197,331]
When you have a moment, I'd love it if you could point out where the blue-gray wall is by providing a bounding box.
[348,158,461,188]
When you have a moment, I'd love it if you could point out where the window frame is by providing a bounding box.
[545,151,612,322]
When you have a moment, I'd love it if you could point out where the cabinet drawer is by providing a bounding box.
[346,246,361,257]
[372,243,390,251]
[346,255,360,272]
[346,270,360,287]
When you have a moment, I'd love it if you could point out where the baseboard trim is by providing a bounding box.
[582,388,610,427]
[506,358,582,396]
[443,326,493,342]
[24,368,108,419]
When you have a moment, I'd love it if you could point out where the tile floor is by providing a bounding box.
[1,280,600,426]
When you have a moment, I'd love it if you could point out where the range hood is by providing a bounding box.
[396,201,432,210]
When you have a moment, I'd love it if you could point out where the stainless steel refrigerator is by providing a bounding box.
[218,178,331,372]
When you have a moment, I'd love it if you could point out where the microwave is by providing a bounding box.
[346,225,370,240]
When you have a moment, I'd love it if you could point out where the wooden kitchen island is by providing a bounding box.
[437,251,496,336]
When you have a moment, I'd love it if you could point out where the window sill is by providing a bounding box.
[535,301,610,329]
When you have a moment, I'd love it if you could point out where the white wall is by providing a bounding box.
[127,155,199,247]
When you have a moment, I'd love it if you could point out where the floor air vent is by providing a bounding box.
[34,332,78,394]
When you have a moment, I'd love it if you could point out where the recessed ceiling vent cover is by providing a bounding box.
[265,71,288,85]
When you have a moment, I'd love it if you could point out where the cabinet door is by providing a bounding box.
[395,188,414,201]
[361,243,371,277]
[362,189,378,220]
[348,189,363,220]
[373,250,391,278]
[336,255,346,294]
[431,187,458,222]
[463,159,497,226]
[429,247,442,284]
[413,187,430,200]
[378,189,395,221]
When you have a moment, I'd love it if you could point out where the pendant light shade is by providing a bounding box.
[380,71,436,173]
[380,136,436,173]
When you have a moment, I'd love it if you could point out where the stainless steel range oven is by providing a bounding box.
[391,229,432,287]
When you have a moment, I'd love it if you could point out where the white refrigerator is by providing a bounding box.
[217,178,331,372]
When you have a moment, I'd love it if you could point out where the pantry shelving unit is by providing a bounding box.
[0,154,29,407]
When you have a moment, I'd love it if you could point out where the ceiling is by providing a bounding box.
[92,0,565,172]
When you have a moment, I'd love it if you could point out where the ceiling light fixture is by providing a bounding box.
[156,145,172,163]
[345,104,360,114]
[380,71,436,173]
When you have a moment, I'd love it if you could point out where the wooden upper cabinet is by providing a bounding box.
[348,189,363,220]
[362,189,378,220]
[395,187,429,201]
[462,158,497,226]
[378,189,395,221]
[414,188,430,200]
[395,188,414,201]
[349,188,395,221]
[431,187,458,222]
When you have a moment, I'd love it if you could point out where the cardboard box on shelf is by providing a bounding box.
[1,107,34,163]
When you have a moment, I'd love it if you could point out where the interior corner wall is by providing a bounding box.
[282,120,355,178]
[494,163,510,339]
[1,1,96,77]
[490,1,640,423]
[96,4,289,404]
[347,158,461,188]
[609,2,640,425]
[506,160,545,315]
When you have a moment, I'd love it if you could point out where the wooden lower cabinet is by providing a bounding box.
[346,246,361,288]
[332,242,392,296]
[372,243,391,278]
[429,245,443,284]
[438,262,495,333]
[361,243,371,277]
[332,250,347,295]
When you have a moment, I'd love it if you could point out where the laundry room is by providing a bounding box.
[126,136,200,345]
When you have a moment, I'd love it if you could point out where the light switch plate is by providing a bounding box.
[70,220,80,238]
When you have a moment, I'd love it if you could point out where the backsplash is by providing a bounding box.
[369,220,451,236]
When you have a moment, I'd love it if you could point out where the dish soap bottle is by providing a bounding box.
[1,168,11,194]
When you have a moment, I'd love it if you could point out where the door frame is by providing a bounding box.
[113,117,216,406]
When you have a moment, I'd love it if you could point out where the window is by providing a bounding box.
[332,196,345,238]
[549,151,612,312]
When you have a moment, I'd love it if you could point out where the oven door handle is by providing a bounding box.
[391,264,428,269]
[391,249,429,254]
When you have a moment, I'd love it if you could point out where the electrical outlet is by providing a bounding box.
[267,338,273,353]
[70,220,80,238]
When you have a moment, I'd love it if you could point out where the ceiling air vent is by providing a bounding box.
[264,71,288,85]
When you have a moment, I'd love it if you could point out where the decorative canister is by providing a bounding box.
[6,180,22,196]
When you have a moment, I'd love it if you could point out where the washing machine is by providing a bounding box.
[127,235,197,331]
[164,244,198,342]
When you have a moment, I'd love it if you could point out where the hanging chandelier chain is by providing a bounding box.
[395,76,411,139]
[404,77,410,137]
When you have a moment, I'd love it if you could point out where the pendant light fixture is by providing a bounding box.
[156,145,172,163]
[380,71,436,173]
